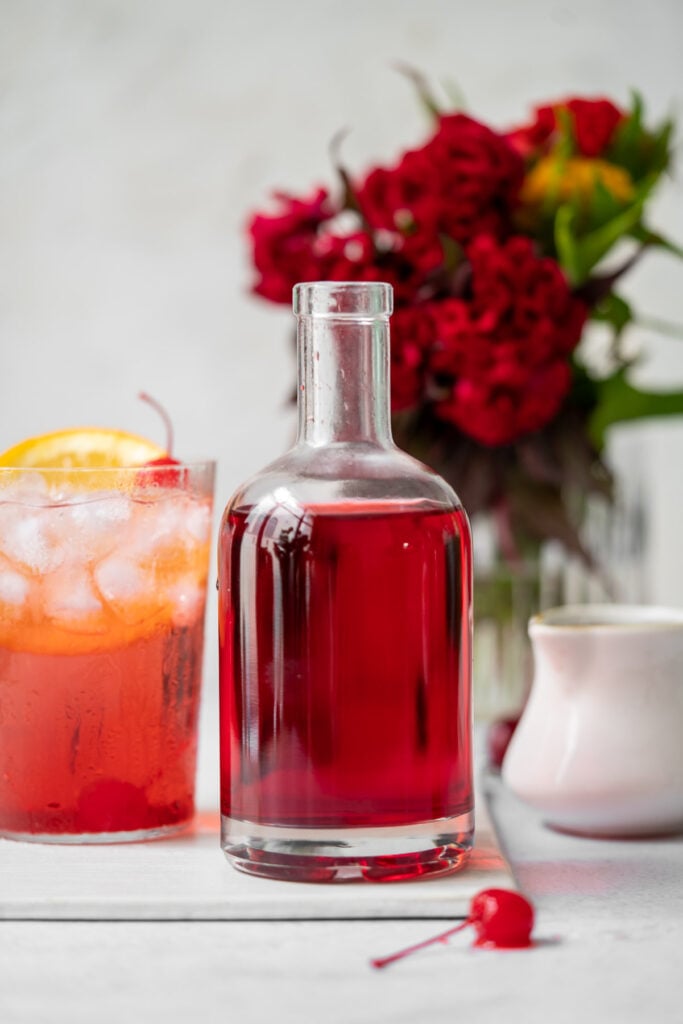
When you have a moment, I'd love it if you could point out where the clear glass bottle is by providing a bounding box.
[218,281,473,881]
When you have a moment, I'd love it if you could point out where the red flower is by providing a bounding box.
[428,115,524,242]
[566,98,624,158]
[507,97,624,159]
[360,150,439,236]
[314,226,445,305]
[429,236,586,445]
[357,115,523,247]
[390,306,435,411]
[506,105,556,157]
[314,230,382,282]
[441,362,573,446]
[248,188,334,303]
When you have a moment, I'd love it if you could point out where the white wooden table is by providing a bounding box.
[1,766,682,1024]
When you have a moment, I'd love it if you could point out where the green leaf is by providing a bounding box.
[609,92,674,180]
[329,129,364,216]
[589,369,683,447]
[630,224,683,260]
[608,91,644,171]
[649,117,675,174]
[590,176,625,226]
[393,63,442,120]
[554,176,656,284]
[554,205,582,283]
[627,89,644,133]
[591,293,634,337]
[554,106,576,160]
[441,77,467,112]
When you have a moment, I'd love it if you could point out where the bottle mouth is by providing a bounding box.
[293,281,393,319]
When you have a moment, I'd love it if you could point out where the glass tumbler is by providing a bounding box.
[0,462,215,842]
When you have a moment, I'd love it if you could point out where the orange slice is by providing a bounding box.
[0,428,166,469]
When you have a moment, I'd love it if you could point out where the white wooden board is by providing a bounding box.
[0,797,514,921]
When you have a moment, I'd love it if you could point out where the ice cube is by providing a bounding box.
[0,503,21,558]
[70,493,131,528]
[147,495,211,552]
[126,496,187,562]
[0,509,65,574]
[0,565,30,605]
[43,570,104,628]
[63,494,132,561]
[168,577,204,627]
[149,496,187,538]
[94,555,146,603]
[94,554,158,626]
[183,501,212,544]
[0,471,51,505]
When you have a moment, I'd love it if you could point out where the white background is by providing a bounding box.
[1,0,682,796]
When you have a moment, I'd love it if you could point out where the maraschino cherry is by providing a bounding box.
[371,888,534,969]
[138,391,182,484]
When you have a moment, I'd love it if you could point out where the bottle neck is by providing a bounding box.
[296,314,393,448]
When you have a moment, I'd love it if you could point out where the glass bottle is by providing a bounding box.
[218,281,473,882]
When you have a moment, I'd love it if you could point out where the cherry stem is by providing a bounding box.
[138,392,174,456]
[370,918,472,970]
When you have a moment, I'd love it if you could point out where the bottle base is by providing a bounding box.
[221,811,474,883]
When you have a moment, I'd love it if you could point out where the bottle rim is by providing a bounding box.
[293,281,393,318]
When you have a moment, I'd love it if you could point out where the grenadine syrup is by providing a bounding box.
[220,499,472,828]
[218,282,473,881]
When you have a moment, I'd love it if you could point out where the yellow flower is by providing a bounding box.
[521,156,635,210]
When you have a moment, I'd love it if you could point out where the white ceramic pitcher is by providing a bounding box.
[502,604,683,837]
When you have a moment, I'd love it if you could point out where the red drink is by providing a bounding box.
[0,472,213,841]
[219,500,472,832]
[0,624,204,836]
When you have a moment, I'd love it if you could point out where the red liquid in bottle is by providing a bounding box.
[219,499,472,831]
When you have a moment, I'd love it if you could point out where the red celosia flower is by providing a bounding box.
[505,105,557,157]
[390,306,436,411]
[566,98,624,157]
[360,151,439,236]
[428,115,524,241]
[314,230,382,282]
[428,236,586,445]
[357,114,523,246]
[507,97,624,159]
[248,188,334,303]
[312,229,442,305]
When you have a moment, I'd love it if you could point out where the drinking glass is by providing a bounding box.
[0,462,215,842]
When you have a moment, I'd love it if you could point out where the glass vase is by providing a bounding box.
[473,474,648,723]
